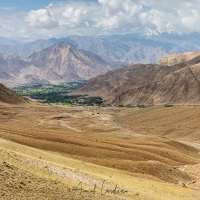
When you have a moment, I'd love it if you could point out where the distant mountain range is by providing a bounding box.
[74,51,200,105]
[1,33,200,64]
[0,42,121,87]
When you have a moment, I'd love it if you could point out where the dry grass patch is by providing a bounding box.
[1,104,200,199]
[1,139,200,200]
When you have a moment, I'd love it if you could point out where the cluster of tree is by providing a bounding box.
[31,92,104,106]
[12,82,82,96]
[12,82,104,106]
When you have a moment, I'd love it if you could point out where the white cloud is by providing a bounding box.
[25,9,58,28]
[1,0,200,41]
[1,7,16,10]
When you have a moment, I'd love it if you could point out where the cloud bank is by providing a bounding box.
[0,0,200,41]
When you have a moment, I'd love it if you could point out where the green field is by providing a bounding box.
[12,82,104,106]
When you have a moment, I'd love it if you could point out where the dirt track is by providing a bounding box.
[0,104,200,184]
[1,103,200,199]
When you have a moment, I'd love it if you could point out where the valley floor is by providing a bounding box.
[1,103,200,199]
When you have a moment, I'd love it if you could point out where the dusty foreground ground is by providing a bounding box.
[1,103,200,199]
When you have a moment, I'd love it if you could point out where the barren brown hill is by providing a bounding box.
[157,51,200,66]
[0,42,122,87]
[0,52,28,75]
[75,51,200,105]
[26,42,122,79]
[0,83,28,104]
[1,104,200,199]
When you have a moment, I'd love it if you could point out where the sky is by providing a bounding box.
[0,0,199,41]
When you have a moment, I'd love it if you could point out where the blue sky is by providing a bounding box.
[0,0,98,11]
[0,0,199,41]
[0,0,54,11]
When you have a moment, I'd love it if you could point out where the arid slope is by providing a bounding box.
[0,42,122,87]
[75,51,200,105]
[0,104,200,184]
[0,99,200,199]
[0,83,28,104]
[157,51,200,65]
[1,138,200,200]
